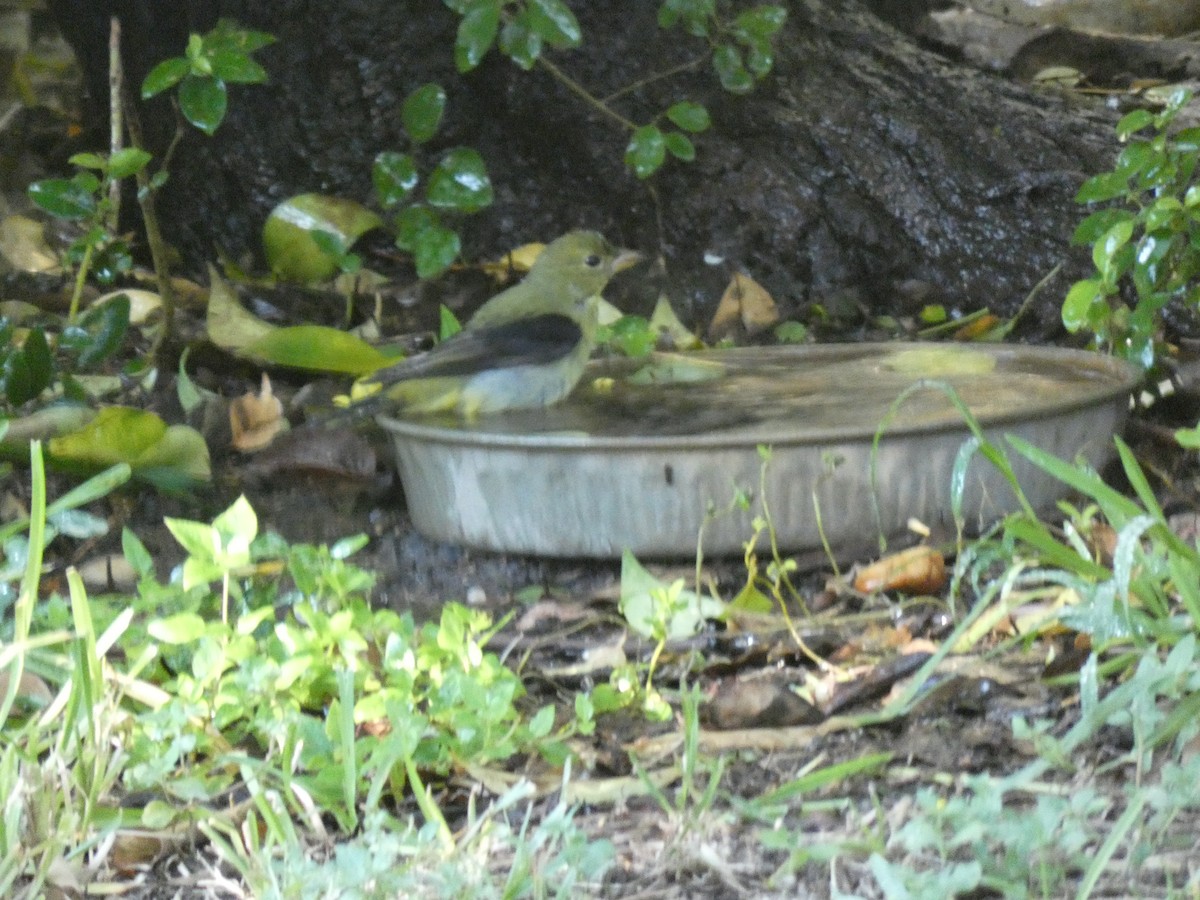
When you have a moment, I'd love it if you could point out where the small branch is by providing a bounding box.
[123,90,176,358]
[600,55,707,105]
[536,55,636,131]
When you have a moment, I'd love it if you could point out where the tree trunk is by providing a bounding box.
[59,0,1125,337]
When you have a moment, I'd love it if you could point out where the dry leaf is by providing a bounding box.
[708,271,778,339]
[230,373,285,452]
[0,215,60,273]
[854,546,947,594]
[481,242,545,283]
[95,288,162,325]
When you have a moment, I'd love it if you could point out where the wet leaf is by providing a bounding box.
[61,293,130,369]
[402,83,446,144]
[528,0,581,47]
[209,48,267,84]
[373,151,419,208]
[427,148,493,213]
[27,178,96,220]
[455,0,500,72]
[263,194,383,283]
[395,206,461,278]
[177,74,227,135]
[141,57,191,97]
[625,125,666,179]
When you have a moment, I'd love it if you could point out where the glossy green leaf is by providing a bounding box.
[1093,220,1134,273]
[1072,208,1135,246]
[666,101,710,133]
[528,0,581,47]
[664,131,695,162]
[402,83,447,144]
[19,328,53,399]
[263,193,383,283]
[1116,108,1154,138]
[373,151,419,208]
[625,125,666,178]
[439,304,463,340]
[61,293,130,369]
[141,57,191,97]
[427,148,493,213]
[178,74,228,135]
[499,13,541,69]
[455,0,500,72]
[209,48,267,84]
[27,178,96,220]
[713,44,753,94]
[68,152,107,170]
[1062,278,1103,331]
[1075,172,1129,204]
[244,325,398,374]
[107,148,153,180]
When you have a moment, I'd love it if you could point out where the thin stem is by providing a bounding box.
[123,91,176,357]
[536,55,636,131]
[601,55,706,104]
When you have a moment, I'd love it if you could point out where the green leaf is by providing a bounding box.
[244,324,399,375]
[499,13,542,69]
[263,193,383,283]
[528,0,582,48]
[19,327,53,398]
[1072,208,1135,246]
[1116,108,1154,138]
[666,101,710,133]
[148,612,207,644]
[63,294,130,369]
[402,83,447,144]
[624,125,666,178]
[395,206,461,278]
[48,406,165,470]
[107,147,153,180]
[67,152,107,170]
[455,0,500,72]
[427,147,494,213]
[713,44,753,94]
[664,131,695,161]
[178,74,228,135]
[733,5,787,39]
[1093,219,1134,273]
[1062,278,1103,332]
[373,151,419,208]
[141,57,191,97]
[27,178,96,220]
[1075,172,1129,204]
[208,48,267,84]
[439,305,463,340]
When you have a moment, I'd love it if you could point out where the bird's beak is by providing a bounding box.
[613,248,644,273]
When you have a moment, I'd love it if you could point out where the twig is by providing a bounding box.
[107,17,123,230]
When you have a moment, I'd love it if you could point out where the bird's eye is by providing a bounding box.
[584,254,602,268]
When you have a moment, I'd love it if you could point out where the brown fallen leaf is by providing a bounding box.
[853,546,947,594]
[230,373,286,452]
[708,271,779,339]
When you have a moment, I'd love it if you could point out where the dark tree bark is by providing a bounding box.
[56,0,1126,337]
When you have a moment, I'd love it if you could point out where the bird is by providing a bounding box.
[344,230,641,419]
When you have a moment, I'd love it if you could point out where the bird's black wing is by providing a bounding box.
[366,313,584,386]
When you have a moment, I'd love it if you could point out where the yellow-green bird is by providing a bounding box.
[349,230,641,419]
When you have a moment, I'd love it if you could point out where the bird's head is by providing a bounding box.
[529,230,643,300]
